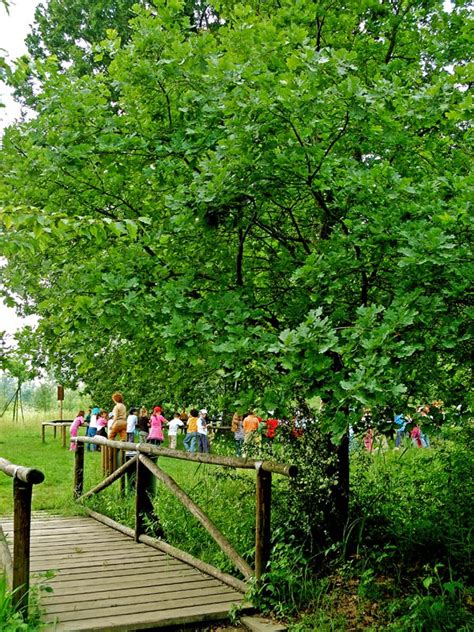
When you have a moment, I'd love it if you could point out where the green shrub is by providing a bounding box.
[349,424,474,579]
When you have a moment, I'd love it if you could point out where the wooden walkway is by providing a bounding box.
[2,514,247,631]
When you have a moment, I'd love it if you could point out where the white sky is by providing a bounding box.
[0,1,39,129]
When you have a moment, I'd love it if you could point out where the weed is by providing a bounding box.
[0,572,51,631]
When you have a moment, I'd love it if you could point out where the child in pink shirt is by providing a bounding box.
[147,406,168,446]
[70,410,85,451]
[96,410,108,437]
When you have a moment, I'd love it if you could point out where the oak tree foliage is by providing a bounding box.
[0,0,472,430]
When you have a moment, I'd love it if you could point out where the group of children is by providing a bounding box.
[358,401,445,452]
[231,412,281,456]
[71,397,444,454]
[69,397,211,453]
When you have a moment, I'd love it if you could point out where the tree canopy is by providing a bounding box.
[0,0,472,430]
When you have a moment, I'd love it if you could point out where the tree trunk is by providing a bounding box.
[325,433,349,542]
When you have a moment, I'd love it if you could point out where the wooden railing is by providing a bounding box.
[73,435,297,589]
[0,458,45,615]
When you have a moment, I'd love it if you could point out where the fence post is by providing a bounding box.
[12,478,33,615]
[74,442,84,499]
[255,464,272,585]
[135,458,158,541]
[119,449,126,494]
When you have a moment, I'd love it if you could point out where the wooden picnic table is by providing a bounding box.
[41,420,88,448]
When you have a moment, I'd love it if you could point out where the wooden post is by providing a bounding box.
[57,385,64,422]
[255,465,272,584]
[12,478,32,615]
[111,447,118,474]
[41,423,45,443]
[135,457,159,541]
[102,444,108,475]
[104,446,111,476]
[120,449,126,494]
[73,442,84,499]
[61,424,67,449]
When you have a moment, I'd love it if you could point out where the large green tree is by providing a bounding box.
[1,0,472,535]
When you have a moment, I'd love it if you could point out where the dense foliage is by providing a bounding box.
[1,0,471,427]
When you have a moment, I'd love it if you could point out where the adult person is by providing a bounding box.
[183,409,199,452]
[108,392,127,441]
[197,409,209,453]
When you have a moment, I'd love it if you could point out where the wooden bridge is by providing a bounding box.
[1,513,246,630]
[0,437,297,631]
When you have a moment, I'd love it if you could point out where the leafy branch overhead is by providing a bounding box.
[0,0,472,424]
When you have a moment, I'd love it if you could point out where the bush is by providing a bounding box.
[348,423,473,579]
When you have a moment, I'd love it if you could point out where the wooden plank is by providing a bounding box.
[53,601,252,631]
[28,541,167,556]
[41,569,210,602]
[49,591,244,623]
[30,554,178,572]
[30,563,193,587]
[45,584,241,614]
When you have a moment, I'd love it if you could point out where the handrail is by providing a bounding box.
[72,435,297,584]
[0,458,45,485]
[74,435,298,477]
[0,458,45,616]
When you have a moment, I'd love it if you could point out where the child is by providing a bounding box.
[137,407,150,443]
[126,407,138,442]
[86,406,100,451]
[96,410,108,438]
[70,410,85,451]
[243,411,259,445]
[231,412,244,456]
[183,409,199,452]
[168,412,184,450]
[147,406,168,446]
[107,411,114,434]
[411,424,423,448]
[197,409,209,453]
[393,414,407,448]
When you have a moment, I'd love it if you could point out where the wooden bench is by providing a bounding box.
[41,420,88,448]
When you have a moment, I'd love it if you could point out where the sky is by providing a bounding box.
[1,1,39,336]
